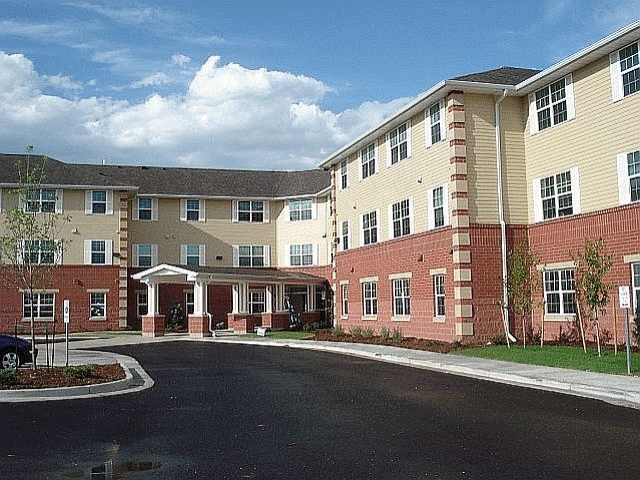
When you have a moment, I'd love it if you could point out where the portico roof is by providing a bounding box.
[131,263,327,285]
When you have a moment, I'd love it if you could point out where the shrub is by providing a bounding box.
[350,327,364,338]
[379,327,391,341]
[0,369,17,385]
[391,327,404,343]
[303,322,319,332]
[64,365,94,379]
[489,334,508,346]
[166,301,185,332]
[553,325,580,346]
[362,327,375,339]
[330,325,344,337]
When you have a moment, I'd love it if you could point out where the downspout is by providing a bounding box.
[495,89,517,342]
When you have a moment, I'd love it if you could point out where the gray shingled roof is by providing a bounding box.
[0,154,330,198]
[452,66,540,85]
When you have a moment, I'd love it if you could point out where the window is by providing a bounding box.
[341,283,349,316]
[434,274,445,317]
[249,289,266,314]
[361,211,378,245]
[90,292,106,318]
[362,281,377,316]
[84,240,112,265]
[133,244,157,268]
[428,185,449,229]
[611,41,640,101]
[22,240,56,265]
[530,76,575,134]
[544,269,576,315]
[185,291,194,315]
[340,161,348,189]
[426,100,446,147]
[136,291,148,317]
[236,201,266,222]
[617,150,640,204]
[289,244,314,266]
[391,199,411,238]
[180,199,205,222]
[23,292,54,319]
[288,199,314,221]
[85,190,113,215]
[26,188,58,213]
[533,168,580,222]
[134,197,157,221]
[235,245,268,267]
[392,278,410,317]
[341,221,349,251]
[181,244,205,266]
[360,143,376,179]
[388,122,409,165]
[632,263,640,311]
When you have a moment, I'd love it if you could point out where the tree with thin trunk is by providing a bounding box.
[0,148,70,369]
[571,238,613,356]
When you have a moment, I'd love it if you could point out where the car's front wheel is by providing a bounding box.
[1,350,21,369]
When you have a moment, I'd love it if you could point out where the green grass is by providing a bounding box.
[455,345,640,376]
[244,331,314,340]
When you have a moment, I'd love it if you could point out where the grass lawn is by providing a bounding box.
[244,331,314,340]
[455,344,640,376]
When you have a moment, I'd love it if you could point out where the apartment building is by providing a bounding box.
[0,157,332,335]
[322,21,640,342]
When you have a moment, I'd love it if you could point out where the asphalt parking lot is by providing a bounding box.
[1,341,640,479]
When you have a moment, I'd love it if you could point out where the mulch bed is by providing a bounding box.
[311,331,461,353]
[0,363,126,390]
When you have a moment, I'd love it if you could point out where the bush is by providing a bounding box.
[391,327,404,343]
[0,369,17,385]
[362,327,375,339]
[64,365,94,379]
[330,325,344,337]
[166,301,185,332]
[489,334,508,346]
[350,327,364,338]
[553,325,580,346]
[379,327,391,341]
[303,322,319,332]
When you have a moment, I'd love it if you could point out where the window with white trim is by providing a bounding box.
[530,75,574,133]
[289,244,314,266]
[249,288,266,314]
[23,292,54,319]
[544,269,576,315]
[533,168,580,222]
[632,263,640,312]
[391,199,411,238]
[361,211,378,245]
[434,274,445,317]
[84,240,113,265]
[426,100,446,147]
[611,41,640,101]
[341,221,349,251]
[25,188,58,213]
[133,244,157,268]
[181,244,205,266]
[431,186,445,228]
[362,281,377,316]
[185,291,194,315]
[388,122,409,165]
[236,201,266,222]
[618,150,640,204]
[90,292,106,318]
[187,199,201,221]
[85,190,113,215]
[339,161,348,190]
[341,283,349,316]
[360,143,376,179]
[22,239,56,265]
[236,245,267,267]
[134,197,157,221]
[288,199,314,221]
[392,278,410,317]
[136,291,148,317]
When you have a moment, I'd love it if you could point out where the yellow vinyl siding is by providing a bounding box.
[500,96,529,224]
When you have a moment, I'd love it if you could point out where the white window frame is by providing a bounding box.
[84,239,113,265]
[341,221,350,251]
[136,291,148,317]
[433,274,445,317]
[287,198,316,222]
[233,245,270,267]
[24,188,62,214]
[85,190,113,215]
[617,150,640,205]
[23,292,55,320]
[389,198,413,239]
[233,200,269,223]
[341,283,349,317]
[392,277,411,317]
[133,197,158,221]
[89,291,107,319]
[610,40,640,102]
[360,210,378,246]
[180,198,206,222]
[543,269,576,315]
[387,121,411,166]
[425,99,446,147]
[249,288,266,314]
[360,143,376,180]
[21,239,59,265]
[180,244,205,266]
[287,244,315,266]
[532,167,580,222]
[427,184,450,230]
[185,290,195,315]
[339,161,348,190]
[528,74,575,134]
[132,244,158,268]
[632,262,640,312]
[362,281,377,317]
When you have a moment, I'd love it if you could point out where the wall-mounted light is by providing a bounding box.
[71,228,79,234]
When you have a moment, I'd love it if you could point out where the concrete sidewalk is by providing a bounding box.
[2,333,640,409]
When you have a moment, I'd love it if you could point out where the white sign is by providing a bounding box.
[63,299,70,324]
[619,286,631,309]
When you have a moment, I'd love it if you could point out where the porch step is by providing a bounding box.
[211,329,236,338]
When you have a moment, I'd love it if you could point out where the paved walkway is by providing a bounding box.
[2,333,640,409]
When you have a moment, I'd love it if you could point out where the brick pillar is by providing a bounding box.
[448,92,474,339]
[142,315,165,337]
[118,192,129,329]
[188,314,211,337]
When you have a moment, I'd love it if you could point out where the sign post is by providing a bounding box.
[63,299,70,367]
[618,286,631,376]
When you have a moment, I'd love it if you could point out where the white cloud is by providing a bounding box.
[43,74,83,91]
[65,2,175,26]
[131,72,172,88]
[0,52,402,170]
[171,54,191,66]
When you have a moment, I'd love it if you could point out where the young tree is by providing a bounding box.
[571,238,613,356]
[0,149,70,369]
[506,240,540,348]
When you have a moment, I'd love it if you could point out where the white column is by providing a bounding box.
[276,284,286,312]
[265,285,273,313]
[147,281,158,315]
[193,280,208,315]
[233,283,249,313]
[308,285,315,311]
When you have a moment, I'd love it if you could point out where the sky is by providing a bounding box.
[0,1,638,171]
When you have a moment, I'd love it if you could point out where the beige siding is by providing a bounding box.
[501,96,529,224]
[525,54,640,222]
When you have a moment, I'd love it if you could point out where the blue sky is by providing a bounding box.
[0,1,638,170]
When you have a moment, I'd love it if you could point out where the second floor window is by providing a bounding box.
[182,244,204,266]
[427,100,446,146]
[432,186,445,228]
[534,168,580,222]
[618,150,640,204]
[341,221,349,251]
[236,245,267,267]
[289,199,313,221]
[134,197,157,221]
[611,41,639,101]
[133,244,156,268]
[186,200,201,221]
[26,188,57,213]
[22,239,56,265]
[391,199,411,238]
[389,122,409,165]
[289,244,313,266]
[85,190,113,215]
[529,75,574,134]
[237,201,266,222]
[362,211,378,245]
[360,143,376,179]
[84,239,112,265]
